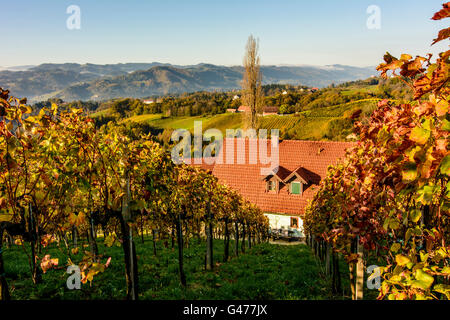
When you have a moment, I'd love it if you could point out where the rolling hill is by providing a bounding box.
[106,98,382,142]
[0,62,378,102]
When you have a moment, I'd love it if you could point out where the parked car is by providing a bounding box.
[289,229,303,241]
[269,228,281,240]
[270,228,303,242]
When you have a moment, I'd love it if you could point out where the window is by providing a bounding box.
[267,180,276,192]
[290,182,301,195]
[290,217,298,228]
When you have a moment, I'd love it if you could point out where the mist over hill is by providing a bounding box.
[0,62,378,102]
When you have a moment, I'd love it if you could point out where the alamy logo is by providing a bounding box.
[366,5,381,30]
[366,264,381,290]
[171,121,280,175]
[66,5,81,30]
[66,265,81,290]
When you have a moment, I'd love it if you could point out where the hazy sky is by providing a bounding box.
[2,0,448,67]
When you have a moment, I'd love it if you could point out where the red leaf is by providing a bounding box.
[431,2,450,20]
[432,27,450,45]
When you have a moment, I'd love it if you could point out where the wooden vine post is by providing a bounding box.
[234,221,239,257]
[355,237,364,300]
[325,242,331,276]
[241,222,246,253]
[223,217,230,262]
[176,209,187,286]
[349,239,356,299]
[205,197,214,270]
[29,203,42,285]
[0,226,10,300]
[122,173,138,300]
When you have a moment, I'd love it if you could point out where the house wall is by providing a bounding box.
[264,213,304,236]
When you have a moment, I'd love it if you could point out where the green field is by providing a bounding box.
[93,98,382,141]
[121,113,163,123]
[340,85,380,96]
[3,238,339,300]
[89,109,110,118]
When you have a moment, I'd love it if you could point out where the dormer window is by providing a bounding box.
[290,181,302,195]
[283,166,309,196]
[267,180,277,192]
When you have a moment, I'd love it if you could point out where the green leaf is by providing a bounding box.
[406,146,422,162]
[377,126,391,145]
[410,127,430,145]
[405,228,413,242]
[389,218,400,230]
[433,284,450,299]
[442,119,450,132]
[422,119,432,131]
[402,162,417,181]
[416,185,434,205]
[0,213,13,222]
[420,251,429,262]
[441,266,450,275]
[411,269,434,290]
[409,209,422,223]
[390,243,402,253]
[440,155,450,175]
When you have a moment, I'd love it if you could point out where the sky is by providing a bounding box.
[2,0,448,68]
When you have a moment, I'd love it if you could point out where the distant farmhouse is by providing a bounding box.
[195,138,353,234]
[237,105,279,116]
[261,106,278,116]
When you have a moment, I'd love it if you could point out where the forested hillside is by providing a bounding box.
[86,77,411,144]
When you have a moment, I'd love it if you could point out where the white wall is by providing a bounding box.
[264,213,304,235]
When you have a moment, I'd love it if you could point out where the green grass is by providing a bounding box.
[290,118,335,140]
[122,114,236,131]
[97,98,384,141]
[3,238,335,300]
[260,115,302,131]
[89,109,110,118]
[122,113,163,123]
[340,85,380,96]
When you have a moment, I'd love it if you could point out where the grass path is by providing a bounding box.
[3,237,335,300]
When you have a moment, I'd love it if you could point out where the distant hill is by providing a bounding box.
[0,65,35,71]
[0,62,378,102]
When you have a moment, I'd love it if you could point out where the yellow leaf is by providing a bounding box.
[435,99,448,117]
[395,254,411,266]
[0,214,13,222]
[390,243,401,253]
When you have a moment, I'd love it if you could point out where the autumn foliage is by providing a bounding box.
[0,87,269,299]
[304,3,449,299]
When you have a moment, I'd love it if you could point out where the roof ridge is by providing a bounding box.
[280,139,355,144]
[221,137,355,144]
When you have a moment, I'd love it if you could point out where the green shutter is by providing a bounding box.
[291,182,301,194]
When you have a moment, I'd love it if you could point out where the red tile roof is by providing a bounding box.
[194,138,354,216]
[238,105,279,113]
[282,166,310,184]
[263,166,292,182]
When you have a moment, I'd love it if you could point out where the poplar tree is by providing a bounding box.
[242,35,263,129]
